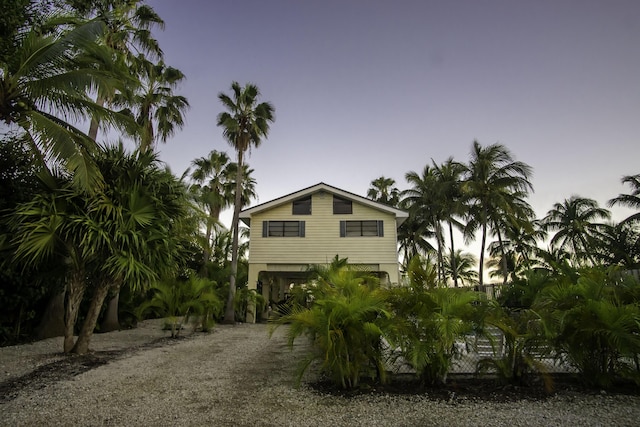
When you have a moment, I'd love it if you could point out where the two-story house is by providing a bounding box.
[239,182,408,322]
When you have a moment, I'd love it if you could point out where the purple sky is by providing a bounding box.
[146,0,639,230]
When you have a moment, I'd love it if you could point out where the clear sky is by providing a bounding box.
[145,0,639,230]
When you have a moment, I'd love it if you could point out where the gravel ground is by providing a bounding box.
[1,320,640,426]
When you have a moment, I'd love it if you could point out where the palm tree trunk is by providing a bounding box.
[72,280,114,354]
[64,269,86,353]
[223,149,244,324]
[479,218,487,289]
[448,221,459,287]
[435,218,444,284]
[496,227,509,285]
[100,289,121,332]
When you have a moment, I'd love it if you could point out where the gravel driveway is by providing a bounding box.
[1,321,639,426]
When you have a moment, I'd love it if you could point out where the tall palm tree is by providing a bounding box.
[433,158,466,287]
[0,13,133,189]
[463,141,533,287]
[396,214,435,271]
[403,165,447,283]
[186,150,235,269]
[592,222,640,269]
[541,196,610,266]
[443,249,478,287]
[67,0,165,142]
[367,176,400,207]
[217,81,274,323]
[608,174,640,225]
[117,57,189,152]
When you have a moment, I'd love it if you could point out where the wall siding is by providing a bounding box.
[247,191,399,265]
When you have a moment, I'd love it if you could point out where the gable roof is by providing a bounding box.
[239,182,408,227]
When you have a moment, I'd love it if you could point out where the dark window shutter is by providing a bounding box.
[377,220,384,237]
[340,221,346,237]
[262,221,268,237]
[299,221,305,237]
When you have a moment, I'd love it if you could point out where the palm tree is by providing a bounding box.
[10,180,93,352]
[68,0,165,142]
[0,13,133,189]
[433,158,466,287]
[403,165,447,283]
[217,81,274,323]
[608,174,640,225]
[541,196,610,266]
[186,150,235,270]
[397,212,435,271]
[591,222,640,269]
[443,249,478,287]
[72,144,190,353]
[463,141,533,287]
[367,176,400,207]
[117,57,189,152]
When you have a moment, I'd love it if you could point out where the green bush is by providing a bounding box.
[271,267,390,389]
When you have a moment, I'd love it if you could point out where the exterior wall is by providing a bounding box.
[247,191,399,266]
[243,189,404,323]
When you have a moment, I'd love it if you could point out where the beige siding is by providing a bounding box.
[247,191,399,265]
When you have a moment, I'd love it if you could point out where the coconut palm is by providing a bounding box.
[608,174,640,225]
[367,176,400,207]
[443,249,478,287]
[592,222,640,269]
[397,214,435,271]
[463,141,533,287]
[0,13,133,189]
[433,158,467,286]
[403,165,447,282]
[217,81,274,323]
[68,0,165,142]
[541,196,610,266]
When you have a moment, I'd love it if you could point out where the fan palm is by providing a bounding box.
[367,176,400,207]
[217,81,274,323]
[186,150,235,268]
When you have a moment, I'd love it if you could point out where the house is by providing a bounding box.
[239,182,408,322]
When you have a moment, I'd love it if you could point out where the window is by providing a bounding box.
[262,221,305,237]
[292,196,311,215]
[333,196,352,214]
[339,220,384,237]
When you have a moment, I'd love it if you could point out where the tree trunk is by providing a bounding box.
[100,289,121,332]
[478,219,487,289]
[35,290,66,340]
[448,221,459,287]
[64,270,86,353]
[223,149,244,324]
[73,281,114,354]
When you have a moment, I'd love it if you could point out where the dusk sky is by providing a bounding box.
[145,0,639,234]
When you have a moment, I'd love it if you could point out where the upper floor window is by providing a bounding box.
[339,220,384,237]
[333,196,352,214]
[262,220,305,237]
[292,196,311,215]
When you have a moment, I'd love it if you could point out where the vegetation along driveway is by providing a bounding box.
[1,322,639,426]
